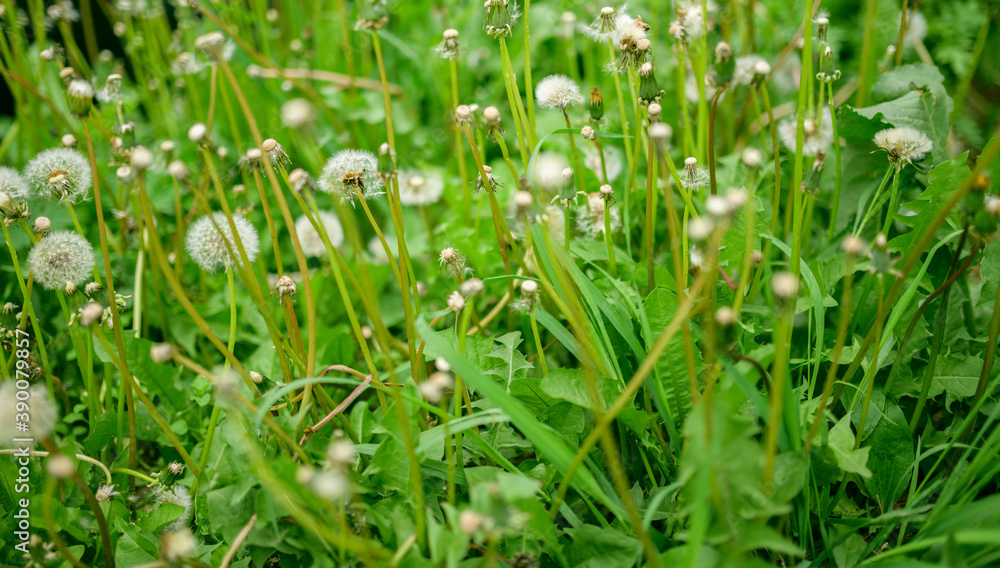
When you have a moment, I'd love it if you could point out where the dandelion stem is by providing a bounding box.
[523,0,537,138]
[449,58,471,216]
[827,82,843,239]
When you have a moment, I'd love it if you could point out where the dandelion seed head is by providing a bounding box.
[318,149,383,203]
[185,212,260,272]
[577,192,621,237]
[447,290,466,312]
[741,147,764,168]
[399,170,444,206]
[0,166,29,202]
[873,126,932,167]
[188,123,207,143]
[733,55,766,86]
[160,529,196,563]
[771,271,799,300]
[281,98,316,129]
[778,108,833,157]
[151,485,193,532]
[24,148,92,203]
[536,74,584,109]
[28,231,95,291]
[295,211,343,257]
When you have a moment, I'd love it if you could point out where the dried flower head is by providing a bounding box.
[185,212,260,272]
[281,98,316,129]
[873,127,932,167]
[682,156,710,191]
[27,231,95,291]
[584,6,622,42]
[577,192,621,237]
[483,0,520,39]
[399,170,445,206]
[439,247,468,278]
[295,211,343,257]
[318,149,383,203]
[24,147,92,203]
[536,75,584,110]
[447,290,466,312]
[436,28,462,59]
[194,31,227,60]
[472,165,502,193]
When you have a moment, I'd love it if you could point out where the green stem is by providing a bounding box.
[827,82,843,239]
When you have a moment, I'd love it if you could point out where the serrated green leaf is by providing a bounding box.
[483,331,533,393]
[828,415,872,478]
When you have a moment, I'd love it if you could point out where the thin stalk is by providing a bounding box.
[449,58,471,216]
[603,192,618,276]
[523,0,537,137]
[646,139,656,291]
[856,0,876,106]
[563,110,588,196]
[826,82,843,239]
[855,165,896,235]
[763,304,792,489]
[707,90,722,195]
[855,276,885,446]
[608,40,634,171]
[895,0,909,67]
[789,0,814,279]
[498,38,531,168]
[529,310,548,377]
[880,168,902,236]
[910,273,953,433]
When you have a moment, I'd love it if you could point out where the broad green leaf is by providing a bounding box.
[929,355,982,411]
[483,331,533,393]
[889,152,970,254]
[862,400,914,514]
[828,415,872,478]
[564,525,642,568]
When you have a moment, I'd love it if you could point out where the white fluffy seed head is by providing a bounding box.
[185,212,260,272]
[295,211,343,257]
[771,271,799,300]
[399,170,444,206]
[28,231,95,291]
[873,127,933,166]
[447,291,465,312]
[741,147,764,168]
[318,149,383,202]
[24,147,92,203]
[281,98,316,128]
[536,74,584,109]
[0,166,29,203]
[514,190,533,208]
[687,217,715,241]
[160,529,196,563]
[194,31,227,59]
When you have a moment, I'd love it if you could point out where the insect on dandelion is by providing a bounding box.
[23,147,92,203]
[185,212,260,272]
[318,149,384,204]
[27,231,96,292]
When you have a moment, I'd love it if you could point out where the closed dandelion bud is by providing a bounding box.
[869,233,899,275]
[262,138,290,167]
[590,87,604,122]
[188,122,207,143]
[61,133,77,147]
[24,148,92,203]
[66,78,94,117]
[34,216,51,235]
[150,343,176,363]
[483,0,517,39]
[447,291,465,312]
[711,42,735,87]
[841,235,865,257]
[185,212,260,272]
[801,151,825,196]
[80,302,103,327]
[28,231,95,291]
[771,271,799,304]
[461,277,484,297]
[46,455,75,479]
[158,462,185,487]
[561,167,574,183]
[250,371,277,395]
[819,46,838,81]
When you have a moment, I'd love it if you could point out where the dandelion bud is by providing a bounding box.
[461,277,484,297]
[711,42,735,87]
[753,60,771,82]
[195,31,227,60]
[158,462,185,487]
[46,455,75,479]
[66,78,94,117]
[447,291,465,312]
[590,87,604,122]
[167,160,189,180]
[741,147,764,168]
[61,133,77,147]
[841,235,865,256]
[459,510,484,534]
[131,145,153,171]
[275,275,297,299]
[188,122,207,143]
[483,0,516,39]
[514,190,533,208]
[80,302,103,327]
[771,271,799,301]
[34,216,51,235]
[160,529,196,563]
